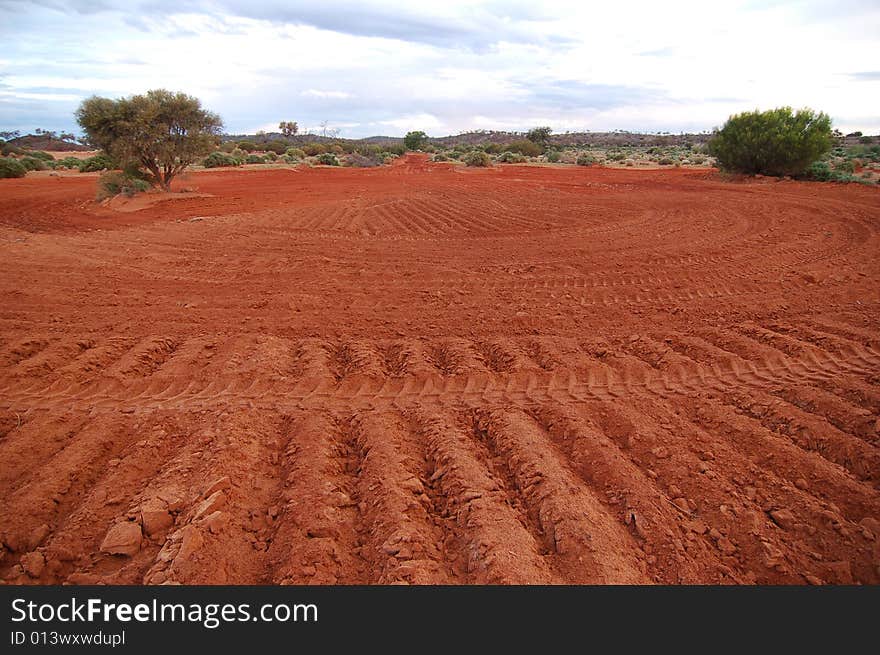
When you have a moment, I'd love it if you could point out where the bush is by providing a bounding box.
[1,144,23,156]
[264,151,278,162]
[507,140,543,157]
[79,154,114,172]
[220,141,237,153]
[316,153,339,166]
[28,150,55,161]
[245,154,266,164]
[286,147,305,159]
[464,150,490,167]
[264,141,288,155]
[203,151,240,168]
[432,152,449,162]
[0,157,27,178]
[658,157,674,165]
[343,153,381,167]
[806,160,865,183]
[303,143,327,156]
[689,155,706,165]
[231,148,245,160]
[607,151,626,161]
[329,144,344,155]
[708,107,832,176]
[97,171,150,199]
[835,159,855,173]
[19,156,46,171]
[496,151,526,163]
[859,136,873,144]
[545,150,561,163]
[576,153,595,166]
[56,156,83,169]
[237,140,257,152]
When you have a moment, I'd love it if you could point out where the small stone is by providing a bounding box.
[794,478,809,491]
[27,524,50,551]
[651,446,670,459]
[194,490,226,520]
[174,525,204,563]
[717,537,737,555]
[203,476,231,497]
[826,560,853,585]
[668,485,683,498]
[301,565,317,576]
[804,574,824,585]
[859,517,880,537]
[203,511,227,534]
[141,500,173,537]
[100,522,142,556]
[672,497,690,512]
[21,551,45,578]
[769,508,797,530]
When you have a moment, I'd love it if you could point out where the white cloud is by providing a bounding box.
[1,0,878,136]
[301,89,353,99]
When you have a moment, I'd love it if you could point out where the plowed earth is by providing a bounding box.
[1,155,879,585]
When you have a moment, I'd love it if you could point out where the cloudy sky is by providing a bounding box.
[1,0,879,138]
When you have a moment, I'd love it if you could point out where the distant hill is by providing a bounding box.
[221,129,715,148]
[7,134,90,151]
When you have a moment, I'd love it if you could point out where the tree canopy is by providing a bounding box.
[76,89,223,190]
[279,120,298,138]
[403,130,428,151]
[526,126,552,146]
[708,107,832,176]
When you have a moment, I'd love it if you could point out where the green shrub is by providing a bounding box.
[464,150,490,167]
[303,143,327,156]
[708,107,832,176]
[859,136,873,144]
[28,150,55,161]
[237,140,257,152]
[384,144,406,156]
[432,152,449,162]
[285,147,306,159]
[203,151,240,168]
[576,153,595,166]
[658,157,674,165]
[689,155,706,165]
[607,151,626,161]
[316,152,339,166]
[0,157,27,178]
[835,159,855,173]
[1,143,23,156]
[507,140,543,157]
[79,154,114,172]
[264,141,288,155]
[19,156,46,171]
[496,151,526,163]
[245,154,266,164]
[96,171,150,199]
[220,141,237,153]
[56,156,83,169]
[545,150,561,163]
[264,151,278,162]
[230,148,245,160]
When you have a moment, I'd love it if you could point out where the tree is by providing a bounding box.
[708,107,832,176]
[76,89,222,190]
[403,130,428,151]
[526,126,552,147]
[279,120,298,138]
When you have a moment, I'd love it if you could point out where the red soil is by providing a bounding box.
[0,154,878,584]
